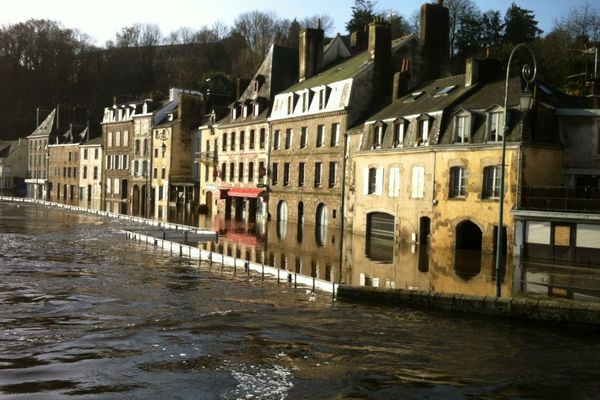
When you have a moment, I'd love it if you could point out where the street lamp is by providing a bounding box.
[496,43,537,297]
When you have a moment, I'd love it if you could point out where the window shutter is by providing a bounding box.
[376,167,384,196]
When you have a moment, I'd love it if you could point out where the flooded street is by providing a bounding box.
[2,201,600,399]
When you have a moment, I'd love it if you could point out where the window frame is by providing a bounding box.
[449,166,468,198]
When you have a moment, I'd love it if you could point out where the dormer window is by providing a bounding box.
[286,94,296,115]
[372,123,384,149]
[404,91,424,103]
[253,102,260,116]
[417,116,430,146]
[454,112,471,144]
[232,107,237,120]
[393,119,407,148]
[242,104,248,118]
[488,108,505,142]
[318,88,328,110]
[253,80,260,93]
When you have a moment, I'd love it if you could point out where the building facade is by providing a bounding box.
[25,109,56,200]
[0,139,28,196]
[79,137,103,210]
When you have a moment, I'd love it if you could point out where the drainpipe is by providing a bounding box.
[337,129,350,290]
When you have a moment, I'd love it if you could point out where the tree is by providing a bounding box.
[454,11,482,56]
[346,0,377,34]
[480,11,504,50]
[555,2,600,43]
[301,14,336,36]
[385,12,411,39]
[445,0,479,56]
[503,3,542,44]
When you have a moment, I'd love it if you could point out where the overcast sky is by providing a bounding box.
[0,0,593,46]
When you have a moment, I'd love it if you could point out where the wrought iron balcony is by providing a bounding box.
[520,186,600,213]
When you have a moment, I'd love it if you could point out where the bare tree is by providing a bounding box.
[166,27,198,45]
[301,14,336,36]
[445,0,478,56]
[555,2,600,43]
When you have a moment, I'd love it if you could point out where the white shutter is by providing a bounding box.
[375,167,384,196]
[363,168,370,195]
[577,224,600,249]
[526,221,551,244]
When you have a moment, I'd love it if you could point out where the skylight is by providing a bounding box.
[404,91,424,102]
[434,85,456,97]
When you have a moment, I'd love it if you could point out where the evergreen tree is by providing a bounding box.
[346,0,377,34]
[503,3,542,44]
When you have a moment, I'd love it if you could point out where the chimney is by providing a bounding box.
[465,58,479,87]
[419,1,450,79]
[298,25,324,81]
[393,60,411,101]
[350,27,368,52]
[368,17,392,97]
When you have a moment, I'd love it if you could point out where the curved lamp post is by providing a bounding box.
[495,43,537,298]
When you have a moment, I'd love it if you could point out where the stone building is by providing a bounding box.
[79,136,103,210]
[47,126,87,206]
[0,139,28,196]
[350,57,573,296]
[267,1,450,229]
[151,90,205,221]
[210,45,298,222]
[102,102,137,214]
[25,109,56,200]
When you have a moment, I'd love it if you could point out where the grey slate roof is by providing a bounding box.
[27,109,56,139]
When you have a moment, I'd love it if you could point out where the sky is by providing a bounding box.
[0,0,594,46]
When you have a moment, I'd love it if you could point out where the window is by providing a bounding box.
[316,125,324,147]
[411,166,425,198]
[222,133,227,151]
[273,130,280,150]
[328,162,337,188]
[272,163,279,185]
[93,166,98,179]
[318,88,327,109]
[483,165,502,199]
[68,152,72,162]
[242,104,248,118]
[283,163,290,186]
[434,85,456,97]
[300,127,308,148]
[220,163,226,180]
[259,162,266,180]
[314,162,322,187]
[259,128,266,149]
[107,178,112,194]
[158,186,163,200]
[114,178,119,195]
[134,160,139,176]
[302,91,309,112]
[94,148,99,159]
[372,125,384,149]
[83,149,88,160]
[229,162,234,181]
[449,166,468,198]
[238,163,244,182]
[107,132,113,147]
[248,162,254,182]
[154,148,158,158]
[365,167,383,195]
[298,162,305,186]
[455,114,470,143]
[143,139,148,156]
[418,119,429,145]
[115,131,121,147]
[230,131,236,151]
[153,168,157,179]
[135,140,140,155]
[249,130,255,149]
[489,111,504,141]
[393,121,405,147]
[330,123,340,146]
[253,103,260,116]
[287,94,295,114]
[285,129,293,149]
[239,131,245,150]
[389,167,400,197]
[161,167,166,179]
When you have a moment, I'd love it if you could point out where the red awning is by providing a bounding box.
[211,188,230,199]
[228,187,266,198]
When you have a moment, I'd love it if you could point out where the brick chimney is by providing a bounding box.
[298,24,324,82]
[419,0,449,79]
[465,58,501,87]
[368,17,392,97]
[393,59,412,101]
[350,27,368,52]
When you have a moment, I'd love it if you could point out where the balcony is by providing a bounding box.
[520,186,600,213]
[195,151,217,164]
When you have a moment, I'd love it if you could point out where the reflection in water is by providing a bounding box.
[167,208,600,302]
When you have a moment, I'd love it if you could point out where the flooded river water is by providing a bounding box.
[1,201,600,399]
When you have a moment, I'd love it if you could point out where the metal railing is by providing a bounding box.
[520,186,600,212]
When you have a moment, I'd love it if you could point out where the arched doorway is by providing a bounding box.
[132,185,140,216]
[454,220,483,279]
[277,200,288,221]
[316,203,328,226]
[365,212,394,262]
[141,185,147,217]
